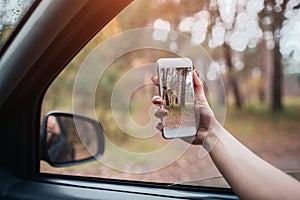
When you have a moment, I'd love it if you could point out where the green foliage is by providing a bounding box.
[225,97,300,139]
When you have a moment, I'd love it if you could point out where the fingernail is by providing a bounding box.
[151,76,155,83]
[153,97,162,105]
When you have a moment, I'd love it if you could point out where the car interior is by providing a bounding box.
[1,0,300,199]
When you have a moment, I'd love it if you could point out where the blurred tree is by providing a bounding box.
[266,0,286,111]
[224,44,243,108]
[258,1,280,111]
[259,0,300,111]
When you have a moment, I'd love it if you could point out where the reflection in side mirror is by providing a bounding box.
[40,111,105,167]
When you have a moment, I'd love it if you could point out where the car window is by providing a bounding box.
[0,0,36,50]
[41,0,300,188]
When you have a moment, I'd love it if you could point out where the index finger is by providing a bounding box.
[151,76,159,86]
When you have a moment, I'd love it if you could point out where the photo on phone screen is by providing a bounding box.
[157,58,196,139]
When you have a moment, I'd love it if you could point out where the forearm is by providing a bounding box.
[205,124,300,199]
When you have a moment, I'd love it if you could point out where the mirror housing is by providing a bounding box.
[40,111,105,167]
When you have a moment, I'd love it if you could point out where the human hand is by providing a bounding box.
[47,116,61,136]
[152,70,221,145]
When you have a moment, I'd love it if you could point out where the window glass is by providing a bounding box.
[0,0,36,50]
[41,0,300,188]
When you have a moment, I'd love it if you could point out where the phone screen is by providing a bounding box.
[158,58,196,139]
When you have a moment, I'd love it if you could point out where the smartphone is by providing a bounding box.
[157,58,197,139]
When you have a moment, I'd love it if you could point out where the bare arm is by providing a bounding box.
[206,123,300,199]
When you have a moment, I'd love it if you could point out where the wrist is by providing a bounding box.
[197,120,223,151]
[202,123,223,151]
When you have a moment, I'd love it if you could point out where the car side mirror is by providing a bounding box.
[40,111,105,167]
